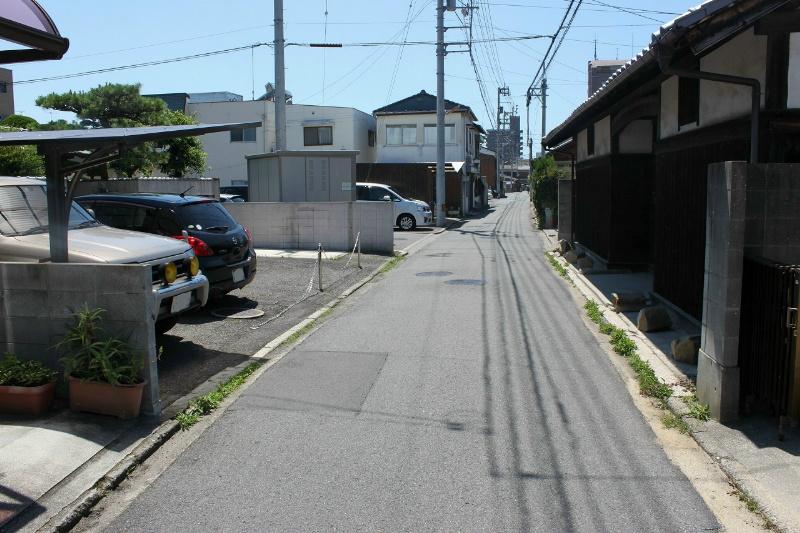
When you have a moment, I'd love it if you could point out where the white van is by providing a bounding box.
[356,182,432,230]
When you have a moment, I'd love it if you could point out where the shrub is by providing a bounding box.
[0,354,57,387]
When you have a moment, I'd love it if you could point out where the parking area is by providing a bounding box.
[156,253,386,408]
[393,226,437,253]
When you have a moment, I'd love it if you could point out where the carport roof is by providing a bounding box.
[0,122,262,149]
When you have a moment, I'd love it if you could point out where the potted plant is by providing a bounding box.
[0,354,58,416]
[58,307,145,419]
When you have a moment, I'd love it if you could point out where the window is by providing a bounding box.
[0,185,93,236]
[368,130,376,147]
[423,124,455,145]
[586,123,595,156]
[387,125,416,145]
[678,76,700,127]
[176,202,237,231]
[367,186,395,201]
[304,126,333,146]
[357,185,369,201]
[230,127,256,142]
[0,82,7,94]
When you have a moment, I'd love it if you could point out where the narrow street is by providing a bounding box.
[103,193,717,532]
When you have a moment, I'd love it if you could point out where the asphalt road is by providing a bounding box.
[109,193,718,532]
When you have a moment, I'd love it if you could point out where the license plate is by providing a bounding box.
[170,292,192,314]
[232,268,245,283]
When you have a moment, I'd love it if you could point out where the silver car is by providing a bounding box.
[0,177,209,333]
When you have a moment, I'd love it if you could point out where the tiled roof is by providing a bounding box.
[374,90,475,117]
[543,0,789,147]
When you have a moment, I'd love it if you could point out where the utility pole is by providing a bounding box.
[436,0,446,226]
[496,86,509,198]
[540,76,547,156]
[274,0,286,151]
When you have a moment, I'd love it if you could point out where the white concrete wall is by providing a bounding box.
[595,116,612,157]
[188,101,376,187]
[0,263,160,415]
[223,201,393,253]
[787,32,800,108]
[699,28,766,126]
[376,112,469,163]
[577,129,588,161]
[74,178,219,197]
[660,28,767,139]
[618,120,653,153]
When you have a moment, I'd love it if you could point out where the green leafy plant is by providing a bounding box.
[57,307,142,386]
[682,395,711,421]
[529,155,562,229]
[0,354,57,387]
[661,412,690,434]
[176,361,263,429]
[545,252,570,280]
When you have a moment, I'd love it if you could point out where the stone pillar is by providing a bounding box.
[558,177,573,243]
[697,161,747,422]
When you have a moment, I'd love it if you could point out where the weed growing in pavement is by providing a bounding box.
[730,485,779,531]
[545,252,570,280]
[582,300,673,401]
[378,255,405,275]
[682,394,711,421]
[661,412,690,434]
[176,361,264,430]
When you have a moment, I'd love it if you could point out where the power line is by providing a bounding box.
[15,43,271,85]
[385,0,416,103]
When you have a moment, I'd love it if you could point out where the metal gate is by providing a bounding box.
[738,256,799,428]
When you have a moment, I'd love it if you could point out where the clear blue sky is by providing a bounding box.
[9,0,690,146]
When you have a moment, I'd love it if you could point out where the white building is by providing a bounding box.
[150,93,376,187]
[373,90,485,212]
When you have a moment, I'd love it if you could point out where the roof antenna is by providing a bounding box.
[593,35,597,60]
[179,185,194,198]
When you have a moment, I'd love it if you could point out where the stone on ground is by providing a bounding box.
[611,291,648,313]
[671,335,701,364]
[558,239,571,254]
[564,250,579,264]
[637,306,672,332]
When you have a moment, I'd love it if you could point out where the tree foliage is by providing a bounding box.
[36,83,206,177]
[1,114,40,130]
[529,154,563,229]
[0,145,45,176]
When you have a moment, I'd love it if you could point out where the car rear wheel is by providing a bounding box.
[397,214,416,231]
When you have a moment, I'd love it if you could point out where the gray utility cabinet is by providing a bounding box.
[246,150,358,202]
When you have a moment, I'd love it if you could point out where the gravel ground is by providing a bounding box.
[156,253,386,408]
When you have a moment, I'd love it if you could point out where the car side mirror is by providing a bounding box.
[86,208,96,218]
[382,195,392,202]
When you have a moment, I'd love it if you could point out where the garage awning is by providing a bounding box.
[0,121,261,262]
[0,0,69,63]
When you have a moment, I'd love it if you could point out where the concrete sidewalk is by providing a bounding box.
[542,229,800,532]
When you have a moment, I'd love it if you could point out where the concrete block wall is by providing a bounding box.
[0,263,160,416]
[557,178,572,243]
[224,202,393,254]
[698,161,747,422]
[73,177,219,198]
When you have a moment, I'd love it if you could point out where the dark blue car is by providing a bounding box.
[76,193,257,298]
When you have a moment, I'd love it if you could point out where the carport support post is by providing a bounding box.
[42,147,69,263]
[318,243,323,292]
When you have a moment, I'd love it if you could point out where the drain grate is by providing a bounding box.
[210,308,266,319]
[445,279,485,286]
[416,271,453,277]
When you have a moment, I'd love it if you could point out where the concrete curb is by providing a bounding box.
[541,232,789,532]
[43,254,402,533]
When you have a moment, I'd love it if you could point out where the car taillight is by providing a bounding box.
[243,225,252,242]
[173,235,214,257]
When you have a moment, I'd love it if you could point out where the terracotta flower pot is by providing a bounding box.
[68,376,145,419]
[0,382,56,416]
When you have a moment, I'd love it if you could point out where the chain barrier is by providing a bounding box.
[249,235,363,331]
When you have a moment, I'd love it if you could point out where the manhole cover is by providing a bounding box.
[210,308,265,319]
[425,252,453,257]
[416,271,453,277]
[445,279,485,286]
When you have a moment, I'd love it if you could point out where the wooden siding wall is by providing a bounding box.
[575,155,653,266]
[654,138,748,319]
[609,155,654,264]
[575,157,612,260]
